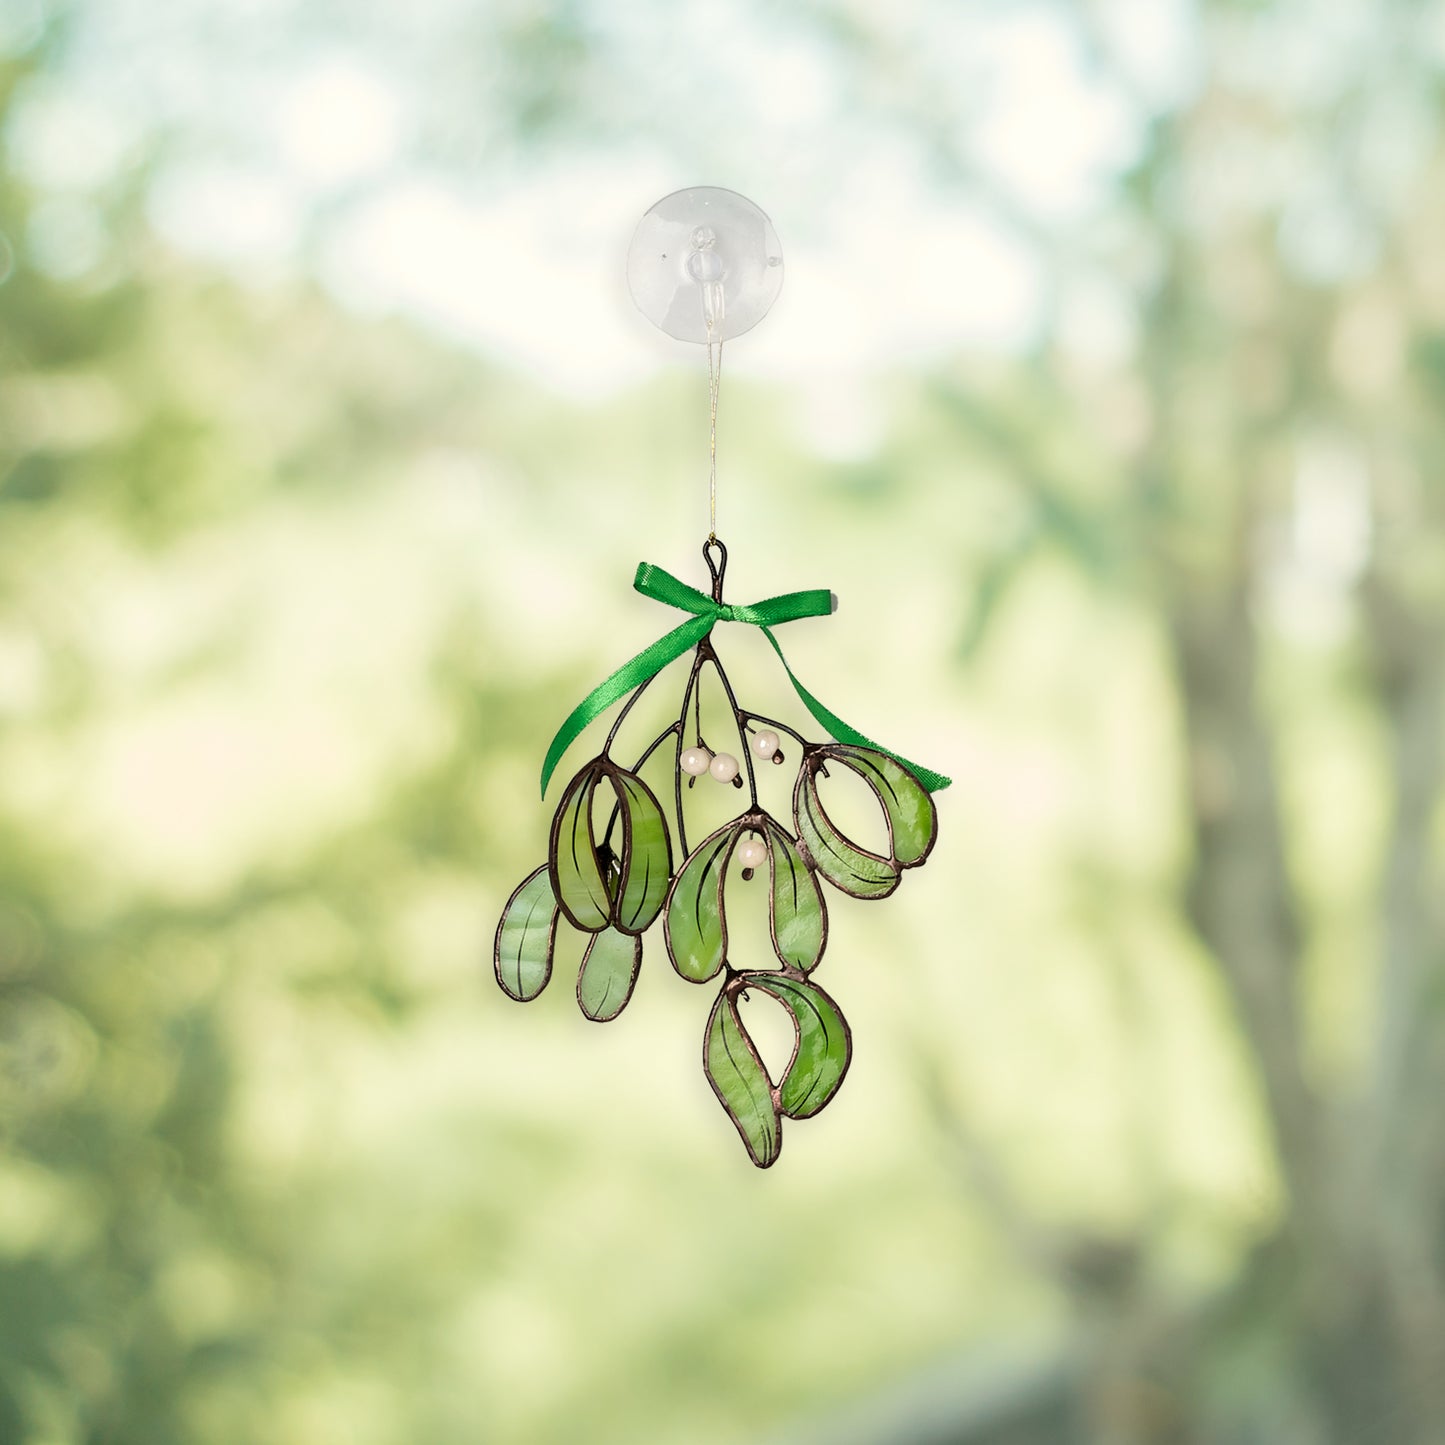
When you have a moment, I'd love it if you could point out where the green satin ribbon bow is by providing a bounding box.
[539,561,951,798]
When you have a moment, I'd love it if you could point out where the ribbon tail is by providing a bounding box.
[540,614,714,798]
[759,627,952,793]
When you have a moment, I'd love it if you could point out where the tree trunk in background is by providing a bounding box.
[1155,551,1445,1442]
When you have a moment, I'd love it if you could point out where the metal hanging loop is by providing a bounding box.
[702,537,728,602]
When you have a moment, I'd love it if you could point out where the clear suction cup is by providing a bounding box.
[626,186,783,344]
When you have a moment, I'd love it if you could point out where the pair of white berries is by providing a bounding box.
[680,745,738,782]
[679,729,782,784]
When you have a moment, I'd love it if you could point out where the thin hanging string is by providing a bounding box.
[705,319,723,541]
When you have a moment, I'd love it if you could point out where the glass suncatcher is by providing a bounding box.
[492,189,949,1168]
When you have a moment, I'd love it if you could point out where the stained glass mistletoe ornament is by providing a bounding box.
[495,537,949,1167]
[495,185,947,1165]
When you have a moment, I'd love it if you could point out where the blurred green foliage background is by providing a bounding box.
[5,0,1445,1441]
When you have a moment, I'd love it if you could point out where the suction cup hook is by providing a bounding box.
[627,186,783,344]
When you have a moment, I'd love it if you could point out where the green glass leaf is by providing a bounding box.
[704,986,781,1169]
[794,761,901,900]
[829,744,937,868]
[763,820,826,972]
[611,769,672,934]
[548,762,611,932]
[576,926,642,1022]
[494,865,558,1002]
[742,973,851,1119]
[664,821,739,983]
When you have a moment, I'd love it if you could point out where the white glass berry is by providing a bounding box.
[736,835,768,869]
[752,729,780,758]
[680,746,712,776]
[709,751,740,782]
